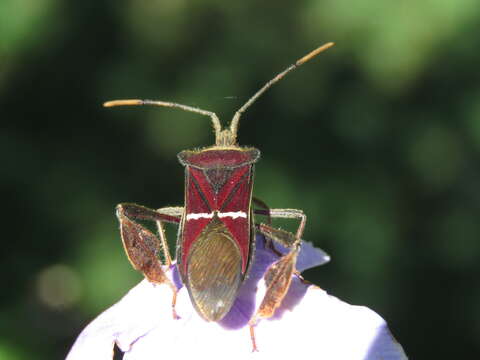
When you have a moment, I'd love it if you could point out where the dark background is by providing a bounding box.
[2,0,479,358]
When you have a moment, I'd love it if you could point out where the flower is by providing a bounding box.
[66,235,407,360]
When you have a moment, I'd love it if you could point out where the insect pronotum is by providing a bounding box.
[104,41,334,351]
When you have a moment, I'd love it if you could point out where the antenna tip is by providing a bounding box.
[103,99,144,108]
[297,42,335,66]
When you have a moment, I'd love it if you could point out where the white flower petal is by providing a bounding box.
[67,278,407,360]
[66,280,172,360]
[67,235,406,360]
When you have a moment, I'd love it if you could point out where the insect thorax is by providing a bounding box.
[177,148,257,271]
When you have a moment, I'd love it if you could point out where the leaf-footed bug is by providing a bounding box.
[104,42,334,351]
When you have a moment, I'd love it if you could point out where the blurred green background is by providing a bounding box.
[2,0,480,358]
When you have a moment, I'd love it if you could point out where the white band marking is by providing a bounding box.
[186,211,247,221]
[186,213,214,220]
[218,211,247,219]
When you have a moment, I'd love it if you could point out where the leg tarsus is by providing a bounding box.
[168,282,180,320]
[249,323,259,352]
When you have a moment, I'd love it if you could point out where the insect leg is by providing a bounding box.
[116,203,182,319]
[253,198,290,258]
[267,208,306,242]
[249,209,306,351]
[155,206,184,266]
[252,197,272,225]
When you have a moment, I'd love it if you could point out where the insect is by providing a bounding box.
[104,42,334,351]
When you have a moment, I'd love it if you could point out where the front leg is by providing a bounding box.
[253,197,272,225]
[116,203,183,319]
[249,208,306,351]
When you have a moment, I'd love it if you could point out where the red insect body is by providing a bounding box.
[179,149,259,272]
[106,42,334,339]
[177,148,260,320]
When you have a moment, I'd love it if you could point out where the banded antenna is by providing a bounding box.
[104,42,334,147]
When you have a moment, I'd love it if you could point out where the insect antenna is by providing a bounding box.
[104,42,334,147]
[103,99,223,144]
[229,42,335,143]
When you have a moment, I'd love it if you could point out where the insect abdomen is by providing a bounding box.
[186,217,242,321]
